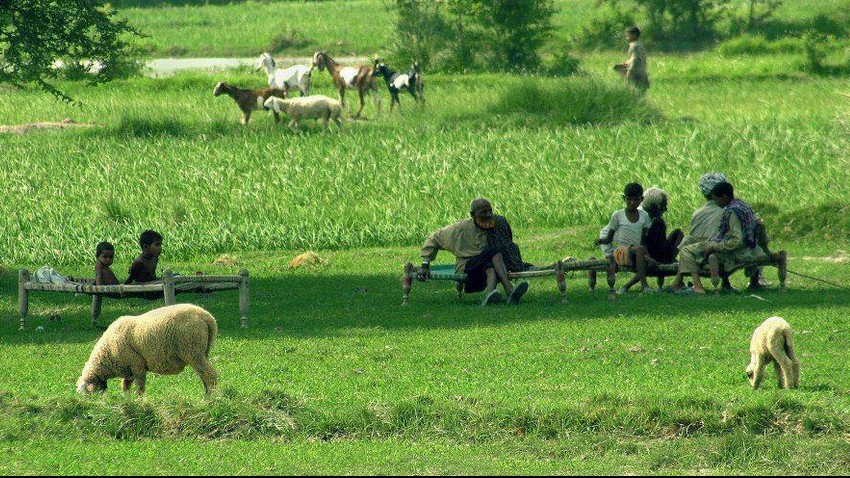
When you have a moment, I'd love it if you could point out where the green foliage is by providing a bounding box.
[802,30,832,73]
[717,34,803,55]
[0,0,143,102]
[576,2,639,49]
[389,0,558,72]
[607,0,732,47]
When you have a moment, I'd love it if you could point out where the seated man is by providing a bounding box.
[641,187,683,265]
[418,198,529,306]
[670,182,769,294]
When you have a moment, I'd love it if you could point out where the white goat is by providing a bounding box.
[264,96,343,131]
[255,52,313,97]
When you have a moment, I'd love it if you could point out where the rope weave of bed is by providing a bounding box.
[17,269,250,330]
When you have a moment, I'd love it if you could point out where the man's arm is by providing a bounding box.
[706,214,743,253]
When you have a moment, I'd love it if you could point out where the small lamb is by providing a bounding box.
[263,95,343,131]
[213,81,288,125]
[746,316,800,390]
[77,304,218,396]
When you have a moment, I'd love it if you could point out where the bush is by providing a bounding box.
[802,30,831,73]
[717,34,804,56]
[540,52,582,77]
[267,28,314,54]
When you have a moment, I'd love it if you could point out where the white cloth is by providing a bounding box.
[606,209,651,248]
[33,266,69,285]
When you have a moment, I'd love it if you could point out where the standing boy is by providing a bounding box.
[614,26,650,93]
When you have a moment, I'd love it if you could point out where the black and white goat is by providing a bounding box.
[213,81,288,125]
[372,60,424,113]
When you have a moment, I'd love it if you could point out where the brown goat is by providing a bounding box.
[312,51,381,120]
[213,81,288,125]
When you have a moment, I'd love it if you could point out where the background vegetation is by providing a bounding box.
[2,0,850,474]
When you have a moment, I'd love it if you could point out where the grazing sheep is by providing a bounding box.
[76,304,218,396]
[746,316,800,390]
[213,81,288,125]
[264,95,343,131]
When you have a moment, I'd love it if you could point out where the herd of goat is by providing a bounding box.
[214,51,425,129]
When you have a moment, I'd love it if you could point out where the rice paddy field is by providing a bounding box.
[2,0,850,475]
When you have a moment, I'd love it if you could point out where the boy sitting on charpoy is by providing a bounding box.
[594,182,657,294]
[126,230,163,285]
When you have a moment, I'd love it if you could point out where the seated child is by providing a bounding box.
[125,230,163,285]
[94,242,120,286]
[595,182,656,293]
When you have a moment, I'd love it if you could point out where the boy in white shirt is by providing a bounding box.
[595,183,656,293]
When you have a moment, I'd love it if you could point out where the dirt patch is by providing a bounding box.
[0,118,96,134]
[288,251,327,269]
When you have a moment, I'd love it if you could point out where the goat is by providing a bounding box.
[312,51,380,120]
[255,52,313,97]
[373,60,424,113]
[213,81,288,125]
[264,95,343,132]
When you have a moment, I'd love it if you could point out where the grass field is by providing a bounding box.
[116,0,850,58]
[3,14,850,474]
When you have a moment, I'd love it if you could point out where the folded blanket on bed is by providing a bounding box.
[33,266,75,285]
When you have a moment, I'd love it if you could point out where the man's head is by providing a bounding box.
[139,230,163,257]
[625,26,641,42]
[710,182,735,208]
[641,187,668,219]
[96,242,115,266]
[623,183,644,212]
[700,172,728,199]
[470,198,496,229]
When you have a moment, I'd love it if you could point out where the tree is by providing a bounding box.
[0,0,142,102]
[472,0,556,70]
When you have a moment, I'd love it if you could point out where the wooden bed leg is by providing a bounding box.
[91,295,102,328]
[557,261,568,303]
[402,263,413,306]
[587,257,597,291]
[18,269,30,330]
[455,281,464,303]
[239,269,250,328]
[777,250,787,291]
[708,254,721,290]
[163,270,176,306]
[607,262,617,301]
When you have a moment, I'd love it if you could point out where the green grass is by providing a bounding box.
[2,49,850,473]
[114,0,850,59]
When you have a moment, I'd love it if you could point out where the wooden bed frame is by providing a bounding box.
[401,259,610,305]
[17,269,250,329]
[402,251,787,304]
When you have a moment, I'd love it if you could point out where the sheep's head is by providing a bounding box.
[76,375,107,394]
[213,82,226,97]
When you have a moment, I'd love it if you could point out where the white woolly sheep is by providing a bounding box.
[76,304,218,396]
[264,95,343,131]
[746,316,800,390]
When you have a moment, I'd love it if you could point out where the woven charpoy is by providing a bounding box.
[18,269,250,330]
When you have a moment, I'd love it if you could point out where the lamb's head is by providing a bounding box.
[213,82,226,97]
[745,354,765,389]
[255,53,274,72]
[264,97,284,114]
